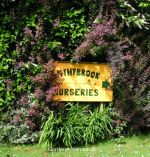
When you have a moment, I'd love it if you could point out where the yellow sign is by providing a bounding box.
[53,62,113,102]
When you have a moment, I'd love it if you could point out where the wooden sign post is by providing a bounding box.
[53,62,113,102]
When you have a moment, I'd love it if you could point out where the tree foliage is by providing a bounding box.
[0,0,149,145]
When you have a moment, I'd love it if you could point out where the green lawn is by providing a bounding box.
[0,134,150,157]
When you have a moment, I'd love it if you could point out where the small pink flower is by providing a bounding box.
[34,88,44,99]
[106,0,116,5]
[122,51,132,61]
[12,111,22,125]
[28,107,36,116]
[20,94,29,106]
[30,74,46,85]
[28,104,39,116]
[25,119,36,129]
[6,79,12,88]
[24,27,33,37]
[58,53,65,60]
[45,86,59,102]
[18,61,24,68]
[31,41,35,45]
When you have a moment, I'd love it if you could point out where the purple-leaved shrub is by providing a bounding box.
[108,37,150,130]
[30,60,61,103]
[73,16,116,61]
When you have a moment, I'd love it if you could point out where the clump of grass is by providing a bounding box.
[39,103,113,148]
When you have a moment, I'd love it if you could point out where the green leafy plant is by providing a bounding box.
[0,1,89,143]
[0,123,39,144]
[39,103,114,149]
[0,91,50,144]
[52,8,88,57]
[118,0,150,29]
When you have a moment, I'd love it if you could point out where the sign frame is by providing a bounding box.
[53,61,113,102]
